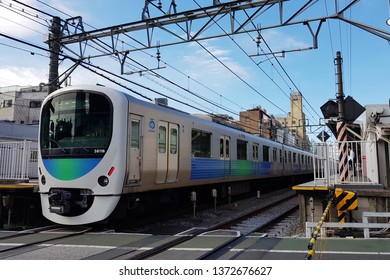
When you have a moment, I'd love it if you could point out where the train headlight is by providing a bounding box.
[98,176,109,187]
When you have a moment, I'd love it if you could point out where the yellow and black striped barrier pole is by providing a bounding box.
[337,121,349,182]
[305,199,333,260]
[334,188,358,229]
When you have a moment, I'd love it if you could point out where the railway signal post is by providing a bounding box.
[335,51,349,183]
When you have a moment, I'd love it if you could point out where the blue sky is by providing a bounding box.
[1,0,389,140]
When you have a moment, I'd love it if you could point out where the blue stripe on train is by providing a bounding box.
[190,158,272,180]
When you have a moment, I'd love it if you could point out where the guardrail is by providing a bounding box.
[313,140,378,185]
[0,141,38,180]
[306,212,390,239]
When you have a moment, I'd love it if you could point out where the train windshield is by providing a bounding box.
[40,90,113,158]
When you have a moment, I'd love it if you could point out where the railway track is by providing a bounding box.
[0,225,92,259]
[116,193,298,260]
[0,188,299,260]
[198,196,298,260]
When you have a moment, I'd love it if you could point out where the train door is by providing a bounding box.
[220,136,231,177]
[128,115,141,184]
[156,121,179,183]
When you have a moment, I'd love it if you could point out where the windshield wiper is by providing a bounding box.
[49,139,66,152]
[72,140,89,152]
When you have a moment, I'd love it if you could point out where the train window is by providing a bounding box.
[284,151,287,163]
[237,140,247,160]
[273,148,277,162]
[301,154,304,164]
[158,126,167,153]
[170,128,178,154]
[40,90,113,158]
[226,139,230,159]
[279,149,282,163]
[220,139,224,157]
[191,129,211,158]
[288,151,292,163]
[263,145,270,162]
[131,121,140,148]
[253,143,259,160]
[293,152,296,164]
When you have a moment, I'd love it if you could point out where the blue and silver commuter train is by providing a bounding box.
[38,85,313,225]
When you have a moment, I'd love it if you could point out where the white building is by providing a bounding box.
[0,84,48,125]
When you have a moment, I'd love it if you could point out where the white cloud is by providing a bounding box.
[182,41,250,83]
[261,29,310,51]
[0,66,47,87]
[0,0,47,38]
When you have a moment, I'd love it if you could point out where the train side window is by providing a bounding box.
[191,129,211,158]
[220,139,224,157]
[293,152,297,164]
[279,149,282,163]
[170,128,178,154]
[253,143,259,160]
[131,121,140,148]
[273,148,277,162]
[288,151,292,163]
[263,145,270,162]
[284,151,287,163]
[158,126,167,153]
[226,139,230,158]
[237,140,247,160]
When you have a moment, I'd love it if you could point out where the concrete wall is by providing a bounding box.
[0,122,38,141]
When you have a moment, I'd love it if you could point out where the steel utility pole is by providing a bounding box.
[335,51,348,183]
[47,16,61,95]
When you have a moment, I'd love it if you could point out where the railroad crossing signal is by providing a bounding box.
[320,100,338,119]
[344,96,365,124]
[320,96,365,124]
[320,96,365,138]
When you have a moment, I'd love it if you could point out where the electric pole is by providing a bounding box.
[47,16,61,95]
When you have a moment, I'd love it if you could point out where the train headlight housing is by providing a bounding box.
[98,176,109,187]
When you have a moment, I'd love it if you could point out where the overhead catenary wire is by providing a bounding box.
[0,10,257,133]
[23,1,277,134]
[1,0,50,26]
[1,1,334,140]
[0,2,290,139]
[24,1,246,114]
[2,7,298,142]
[0,31,246,128]
[5,0,304,126]
[140,0,300,128]
[191,0,319,130]
[240,5,321,121]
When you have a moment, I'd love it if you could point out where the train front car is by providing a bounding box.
[38,86,128,225]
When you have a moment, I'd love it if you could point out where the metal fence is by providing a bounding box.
[0,141,38,180]
[313,140,378,186]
